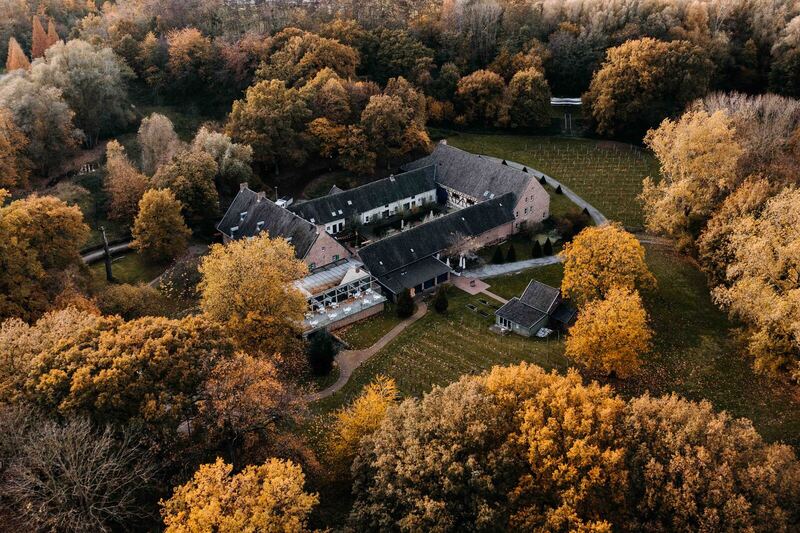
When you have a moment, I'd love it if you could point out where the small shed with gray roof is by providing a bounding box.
[495,280,577,336]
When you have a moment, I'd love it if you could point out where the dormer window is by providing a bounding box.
[338,209,343,215]
[347,200,352,205]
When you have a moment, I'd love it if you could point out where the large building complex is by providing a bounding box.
[217,143,551,330]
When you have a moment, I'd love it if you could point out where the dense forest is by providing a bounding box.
[2,0,800,531]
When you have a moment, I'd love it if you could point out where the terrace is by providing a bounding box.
[297,259,388,333]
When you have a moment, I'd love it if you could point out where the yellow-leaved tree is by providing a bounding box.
[640,109,744,247]
[328,375,398,474]
[566,286,652,378]
[511,370,628,531]
[161,457,318,533]
[0,108,30,189]
[131,188,190,263]
[104,140,149,223]
[198,233,308,367]
[560,223,656,306]
[711,187,800,380]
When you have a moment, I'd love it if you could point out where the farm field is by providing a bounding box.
[446,133,661,229]
[314,288,568,414]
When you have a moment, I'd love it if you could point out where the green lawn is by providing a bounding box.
[336,303,402,349]
[90,252,166,285]
[485,262,565,300]
[314,288,569,414]
[446,133,661,229]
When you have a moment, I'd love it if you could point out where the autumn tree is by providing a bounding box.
[510,370,628,531]
[361,94,428,165]
[166,27,215,96]
[508,67,552,129]
[198,233,308,364]
[191,126,254,196]
[640,109,744,247]
[131,188,190,263]
[455,69,507,126]
[711,188,800,380]
[0,407,155,532]
[138,112,184,175]
[299,68,352,123]
[560,224,656,305]
[307,118,376,175]
[104,140,148,222]
[46,19,59,48]
[257,28,359,87]
[566,286,652,377]
[151,150,219,228]
[161,458,318,532]
[0,74,82,175]
[0,108,30,189]
[0,193,89,321]
[96,283,168,319]
[2,311,236,437]
[584,38,712,138]
[623,393,800,531]
[5,37,29,71]
[29,39,133,146]
[31,15,48,59]
[225,79,311,173]
[200,354,304,465]
[328,376,397,474]
[138,31,167,90]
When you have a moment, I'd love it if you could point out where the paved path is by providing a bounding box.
[81,241,132,264]
[306,302,429,401]
[464,255,564,278]
[481,289,508,304]
[482,154,608,226]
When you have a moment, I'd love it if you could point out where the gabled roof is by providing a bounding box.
[217,186,319,259]
[289,166,437,225]
[519,280,561,314]
[494,279,577,329]
[495,297,547,328]
[403,142,541,202]
[359,193,515,278]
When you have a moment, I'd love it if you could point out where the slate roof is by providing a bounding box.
[403,143,536,202]
[358,193,516,278]
[495,297,547,328]
[217,186,319,259]
[378,256,451,295]
[289,166,437,225]
[519,280,561,314]
[495,280,577,329]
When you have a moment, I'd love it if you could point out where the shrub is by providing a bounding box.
[96,283,167,319]
[307,330,338,375]
[396,289,415,318]
[532,240,543,258]
[432,286,449,313]
[506,244,517,262]
[543,238,554,255]
[492,246,505,264]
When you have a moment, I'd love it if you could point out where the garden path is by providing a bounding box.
[306,302,429,401]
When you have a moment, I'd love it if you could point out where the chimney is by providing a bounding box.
[239,182,248,191]
[256,191,265,201]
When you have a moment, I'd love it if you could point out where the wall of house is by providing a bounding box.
[495,315,547,337]
[470,220,515,248]
[358,189,437,225]
[512,179,550,231]
[304,228,351,269]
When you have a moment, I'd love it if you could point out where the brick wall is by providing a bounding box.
[304,227,351,268]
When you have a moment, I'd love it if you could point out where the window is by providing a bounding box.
[309,263,316,269]
[333,254,339,261]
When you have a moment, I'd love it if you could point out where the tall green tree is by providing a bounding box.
[29,39,133,146]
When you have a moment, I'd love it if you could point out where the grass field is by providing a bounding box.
[90,253,166,285]
[336,303,401,349]
[446,133,661,229]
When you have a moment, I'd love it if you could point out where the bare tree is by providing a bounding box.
[0,406,156,533]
